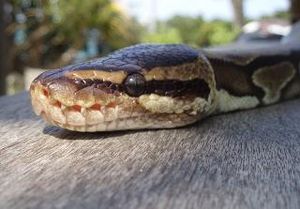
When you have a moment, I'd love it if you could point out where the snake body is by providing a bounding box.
[30,29,300,132]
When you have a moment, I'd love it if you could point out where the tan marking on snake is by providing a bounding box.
[204,50,258,65]
[144,58,209,81]
[215,89,259,113]
[138,94,210,115]
[66,70,127,84]
[222,55,257,66]
[65,58,210,85]
[252,62,296,104]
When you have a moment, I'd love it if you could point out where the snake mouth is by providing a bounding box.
[30,78,212,132]
[30,81,140,132]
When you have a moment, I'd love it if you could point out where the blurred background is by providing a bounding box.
[0,0,298,95]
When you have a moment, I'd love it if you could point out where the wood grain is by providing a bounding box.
[0,92,300,209]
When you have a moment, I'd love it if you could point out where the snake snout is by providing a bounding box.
[30,69,138,131]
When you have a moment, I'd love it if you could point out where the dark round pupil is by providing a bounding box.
[124,73,146,97]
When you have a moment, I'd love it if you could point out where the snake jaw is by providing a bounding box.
[31,77,152,131]
[31,78,213,132]
[31,84,114,131]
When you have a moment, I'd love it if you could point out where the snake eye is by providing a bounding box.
[124,73,146,97]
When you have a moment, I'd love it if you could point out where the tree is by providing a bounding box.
[0,0,11,95]
[166,15,237,47]
[142,24,182,44]
[291,0,300,23]
[8,0,141,69]
[231,0,244,29]
[166,15,204,45]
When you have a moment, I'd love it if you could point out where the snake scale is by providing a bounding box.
[30,24,300,132]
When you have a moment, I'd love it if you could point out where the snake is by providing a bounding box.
[30,25,300,132]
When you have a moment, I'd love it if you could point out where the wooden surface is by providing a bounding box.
[1,92,300,209]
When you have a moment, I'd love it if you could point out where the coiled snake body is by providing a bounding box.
[30,31,300,132]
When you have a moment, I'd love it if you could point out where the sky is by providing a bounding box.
[117,0,289,24]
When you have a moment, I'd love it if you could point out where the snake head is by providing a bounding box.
[30,44,216,132]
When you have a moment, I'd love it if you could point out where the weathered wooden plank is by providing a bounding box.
[0,92,300,209]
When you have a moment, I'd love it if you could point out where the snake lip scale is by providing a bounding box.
[30,41,300,132]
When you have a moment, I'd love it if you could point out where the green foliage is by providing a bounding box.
[47,0,138,49]
[142,23,182,44]
[166,15,204,45]
[260,10,290,20]
[9,1,286,69]
[199,20,239,46]
[9,0,141,67]
[141,16,239,47]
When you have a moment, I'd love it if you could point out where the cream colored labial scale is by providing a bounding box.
[214,89,260,113]
[138,84,217,117]
[138,94,211,115]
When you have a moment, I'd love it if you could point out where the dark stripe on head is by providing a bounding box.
[73,78,210,99]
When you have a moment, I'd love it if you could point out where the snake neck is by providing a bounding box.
[202,45,300,114]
